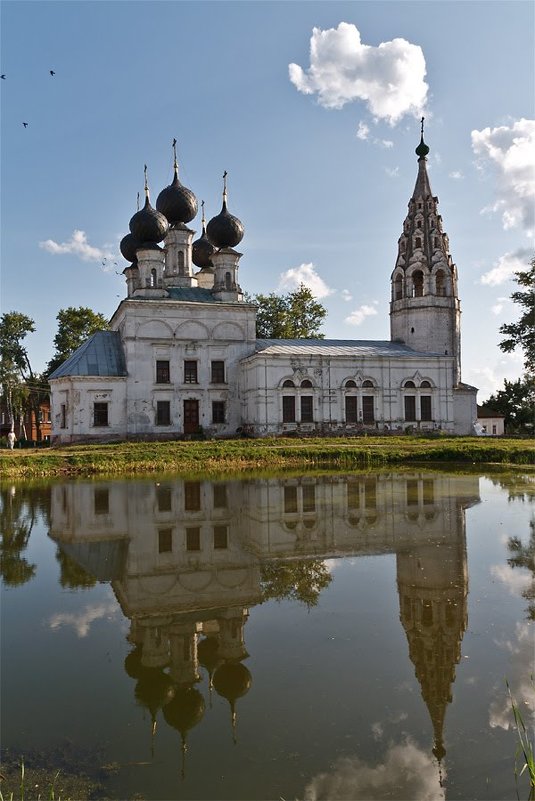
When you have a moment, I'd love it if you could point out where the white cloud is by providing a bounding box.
[289,23,428,125]
[357,121,370,140]
[491,297,509,316]
[490,563,531,598]
[341,289,353,302]
[303,739,445,801]
[489,622,535,731]
[356,121,393,149]
[465,351,523,401]
[48,601,118,638]
[39,229,115,263]
[449,171,464,180]
[346,303,378,326]
[385,166,400,178]
[480,247,532,286]
[472,118,535,235]
[277,262,334,298]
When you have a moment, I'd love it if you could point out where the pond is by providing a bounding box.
[1,469,533,800]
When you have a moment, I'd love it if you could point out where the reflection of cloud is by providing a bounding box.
[304,738,445,800]
[289,23,428,125]
[490,563,532,597]
[489,622,535,731]
[48,601,118,638]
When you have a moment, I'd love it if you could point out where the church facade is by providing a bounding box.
[49,133,478,443]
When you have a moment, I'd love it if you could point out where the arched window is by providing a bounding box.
[404,380,416,388]
[413,270,424,297]
[150,268,157,287]
[177,251,185,275]
[301,379,313,388]
[420,380,432,388]
[395,274,403,300]
[415,237,422,249]
[345,380,357,388]
[282,379,295,388]
[435,270,446,296]
[225,272,232,290]
[417,220,422,229]
[362,380,374,388]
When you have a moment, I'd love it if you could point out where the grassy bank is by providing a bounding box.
[0,436,533,479]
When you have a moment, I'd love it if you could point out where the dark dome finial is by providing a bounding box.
[192,199,216,268]
[128,164,169,243]
[416,117,430,159]
[206,171,244,249]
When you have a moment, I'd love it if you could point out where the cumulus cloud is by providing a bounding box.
[303,739,445,801]
[40,229,115,263]
[48,601,119,638]
[465,351,523,401]
[489,622,535,731]
[341,289,353,302]
[491,297,509,316]
[490,563,532,598]
[277,262,334,298]
[289,23,428,125]
[357,121,370,140]
[356,121,393,148]
[449,171,464,180]
[480,247,532,286]
[472,118,535,235]
[346,303,378,326]
[385,166,400,178]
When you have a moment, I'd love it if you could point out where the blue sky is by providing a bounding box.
[1,0,533,400]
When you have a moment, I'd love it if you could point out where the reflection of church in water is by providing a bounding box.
[50,472,478,773]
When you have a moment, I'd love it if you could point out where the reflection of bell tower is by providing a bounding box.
[396,510,468,768]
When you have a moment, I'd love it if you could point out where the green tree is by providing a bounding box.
[253,284,327,339]
[498,257,535,375]
[46,306,109,376]
[485,376,535,434]
[0,311,45,439]
[260,559,332,608]
[0,485,37,587]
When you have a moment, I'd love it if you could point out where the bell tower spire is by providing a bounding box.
[390,124,462,384]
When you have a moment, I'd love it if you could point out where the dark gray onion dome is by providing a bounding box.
[129,195,169,244]
[192,216,216,268]
[415,134,430,158]
[206,198,244,249]
[120,233,141,263]
[156,168,198,225]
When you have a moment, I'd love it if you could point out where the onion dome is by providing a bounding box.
[156,139,198,225]
[192,201,216,268]
[206,171,244,249]
[120,233,141,263]
[129,165,169,244]
[416,116,430,158]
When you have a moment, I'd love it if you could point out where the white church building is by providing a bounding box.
[49,131,478,443]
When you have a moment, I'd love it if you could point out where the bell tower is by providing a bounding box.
[390,121,462,384]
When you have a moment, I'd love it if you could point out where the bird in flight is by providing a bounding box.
[22,122,28,128]
[50,70,55,76]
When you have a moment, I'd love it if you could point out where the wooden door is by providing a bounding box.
[183,400,199,434]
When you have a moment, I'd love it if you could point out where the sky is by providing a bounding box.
[1,0,534,401]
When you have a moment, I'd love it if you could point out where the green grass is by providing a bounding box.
[507,678,535,799]
[0,435,533,479]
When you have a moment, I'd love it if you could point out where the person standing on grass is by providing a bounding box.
[7,431,15,449]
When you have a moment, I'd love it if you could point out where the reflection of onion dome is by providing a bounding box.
[120,233,141,263]
[156,170,197,226]
[192,201,216,268]
[213,661,252,743]
[124,646,144,679]
[135,669,175,717]
[206,172,244,249]
[163,685,206,778]
[197,635,220,673]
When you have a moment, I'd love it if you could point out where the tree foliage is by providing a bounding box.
[46,306,109,376]
[0,311,44,436]
[253,284,327,339]
[507,519,535,620]
[260,559,332,607]
[485,376,535,434]
[498,257,535,375]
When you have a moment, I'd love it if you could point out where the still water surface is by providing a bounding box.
[1,469,534,800]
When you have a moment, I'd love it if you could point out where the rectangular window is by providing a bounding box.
[420,395,432,421]
[213,525,228,549]
[94,488,109,515]
[156,360,170,383]
[362,396,375,424]
[156,400,171,426]
[60,404,67,429]
[157,485,172,512]
[347,480,360,511]
[213,483,228,509]
[158,528,173,553]
[492,425,497,435]
[184,481,201,511]
[407,479,419,506]
[93,402,109,427]
[404,396,416,422]
[364,479,376,509]
[345,396,358,423]
[300,396,313,423]
[284,485,298,514]
[184,360,198,384]
[212,401,225,424]
[423,479,434,506]
[282,396,295,423]
[302,484,316,513]
[186,527,201,551]
[211,360,225,384]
